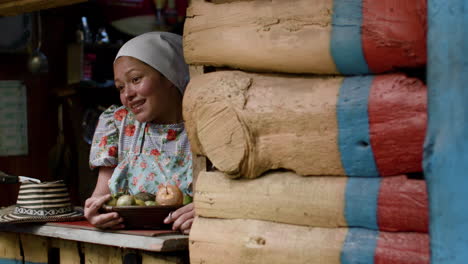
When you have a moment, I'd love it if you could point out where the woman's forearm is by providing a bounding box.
[91,167,114,197]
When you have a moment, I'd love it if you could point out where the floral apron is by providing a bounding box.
[108,121,192,196]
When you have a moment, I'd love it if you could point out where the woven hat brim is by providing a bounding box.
[0,205,84,224]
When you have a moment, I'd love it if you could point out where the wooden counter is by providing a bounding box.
[0,221,189,264]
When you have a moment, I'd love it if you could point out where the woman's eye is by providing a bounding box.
[132,77,141,83]
[116,85,125,92]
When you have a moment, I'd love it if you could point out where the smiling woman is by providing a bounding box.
[83,32,195,234]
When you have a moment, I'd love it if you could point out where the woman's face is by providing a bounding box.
[114,56,182,123]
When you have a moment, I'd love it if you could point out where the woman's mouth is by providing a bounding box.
[130,100,145,114]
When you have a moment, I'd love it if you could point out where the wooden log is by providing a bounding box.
[189,217,429,264]
[183,71,427,178]
[190,216,347,264]
[196,171,346,228]
[195,171,428,232]
[0,232,22,263]
[184,0,426,75]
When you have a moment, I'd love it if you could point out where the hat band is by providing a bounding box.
[14,205,73,217]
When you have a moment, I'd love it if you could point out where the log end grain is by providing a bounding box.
[196,102,248,178]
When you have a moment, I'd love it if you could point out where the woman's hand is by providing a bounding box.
[164,203,194,235]
[84,194,124,229]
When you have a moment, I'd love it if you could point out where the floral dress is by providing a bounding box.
[89,105,192,196]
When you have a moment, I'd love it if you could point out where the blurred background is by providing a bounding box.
[0,0,188,207]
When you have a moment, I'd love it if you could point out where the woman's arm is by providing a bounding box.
[84,167,124,229]
[91,167,113,197]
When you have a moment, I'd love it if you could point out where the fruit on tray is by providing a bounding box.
[134,192,156,206]
[105,185,190,207]
[183,194,193,205]
[156,184,184,206]
[116,194,136,206]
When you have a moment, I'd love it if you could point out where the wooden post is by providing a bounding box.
[425,0,468,262]
[20,234,50,264]
[0,232,22,263]
[82,243,122,264]
[54,239,82,264]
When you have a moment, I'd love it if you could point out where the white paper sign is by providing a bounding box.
[0,81,28,156]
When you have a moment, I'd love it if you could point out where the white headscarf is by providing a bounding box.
[115,31,190,94]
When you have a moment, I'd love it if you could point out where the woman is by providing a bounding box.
[84,32,194,234]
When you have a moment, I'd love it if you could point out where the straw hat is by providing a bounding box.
[0,180,83,223]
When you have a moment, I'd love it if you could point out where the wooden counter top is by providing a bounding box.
[0,220,188,252]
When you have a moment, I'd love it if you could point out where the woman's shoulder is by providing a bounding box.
[100,104,125,117]
[100,105,136,124]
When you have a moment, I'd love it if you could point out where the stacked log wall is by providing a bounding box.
[183,1,429,263]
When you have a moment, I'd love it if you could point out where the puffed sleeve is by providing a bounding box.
[89,105,121,169]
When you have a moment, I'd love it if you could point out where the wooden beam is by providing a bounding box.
[0,0,87,16]
[425,0,468,262]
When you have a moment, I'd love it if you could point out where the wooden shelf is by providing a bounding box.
[0,0,87,16]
